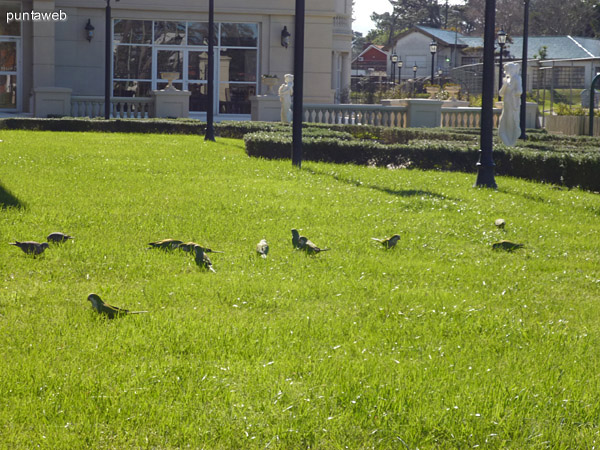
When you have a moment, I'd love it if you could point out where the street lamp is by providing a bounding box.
[520,0,530,140]
[497,29,507,100]
[437,68,443,86]
[390,53,398,85]
[474,0,497,188]
[204,0,215,141]
[397,60,403,84]
[292,0,306,168]
[105,0,119,119]
[429,41,438,83]
[412,64,418,97]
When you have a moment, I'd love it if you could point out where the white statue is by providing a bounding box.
[498,62,522,147]
[278,74,293,123]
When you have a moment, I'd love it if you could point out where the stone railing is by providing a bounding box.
[441,107,502,128]
[71,96,153,118]
[304,104,408,127]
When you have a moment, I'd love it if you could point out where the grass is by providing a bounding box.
[1,129,599,449]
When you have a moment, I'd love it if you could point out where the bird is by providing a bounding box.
[87,293,148,319]
[297,236,330,255]
[492,240,524,251]
[148,239,183,250]
[494,219,506,229]
[372,234,401,249]
[10,241,49,256]
[256,239,269,258]
[291,229,301,249]
[193,245,216,272]
[179,242,223,253]
[47,232,73,243]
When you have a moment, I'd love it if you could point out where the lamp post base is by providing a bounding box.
[474,161,497,188]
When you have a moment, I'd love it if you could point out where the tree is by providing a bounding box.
[461,0,599,37]
[369,0,444,47]
[352,31,367,59]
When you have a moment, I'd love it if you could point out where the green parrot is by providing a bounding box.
[492,240,524,251]
[47,232,73,243]
[10,241,49,256]
[193,245,216,272]
[87,293,148,319]
[297,236,330,255]
[148,239,183,250]
[371,234,401,249]
[256,239,269,258]
[179,242,224,253]
[494,219,506,229]
[291,229,301,249]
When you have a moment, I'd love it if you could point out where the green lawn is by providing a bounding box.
[1,130,599,449]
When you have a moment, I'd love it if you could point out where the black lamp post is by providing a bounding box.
[412,64,418,97]
[104,0,119,120]
[292,0,305,168]
[397,60,403,84]
[497,29,507,100]
[390,53,398,85]
[204,0,215,141]
[437,68,443,86]
[474,0,497,188]
[429,41,437,83]
[520,0,530,140]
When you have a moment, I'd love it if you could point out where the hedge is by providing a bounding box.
[244,132,600,192]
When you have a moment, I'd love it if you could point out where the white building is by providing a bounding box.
[0,0,352,117]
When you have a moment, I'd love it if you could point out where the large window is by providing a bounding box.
[113,19,259,114]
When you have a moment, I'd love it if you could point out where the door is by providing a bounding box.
[0,38,20,111]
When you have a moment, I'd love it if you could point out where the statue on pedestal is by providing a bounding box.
[498,62,522,147]
[278,74,294,123]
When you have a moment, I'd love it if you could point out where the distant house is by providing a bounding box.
[387,25,600,91]
[351,44,389,78]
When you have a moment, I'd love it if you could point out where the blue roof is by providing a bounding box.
[407,26,600,60]
[415,25,468,45]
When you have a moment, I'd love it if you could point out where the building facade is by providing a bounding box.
[0,0,352,116]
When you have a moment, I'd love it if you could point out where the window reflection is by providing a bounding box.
[0,4,21,36]
[219,49,256,82]
[154,21,186,45]
[188,22,213,46]
[157,50,183,78]
[220,23,258,47]
[114,20,152,44]
[113,81,152,97]
[189,83,208,112]
[188,51,208,81]
[0,42,17,72]
[0,75,17,108]
[114,45,152,79]
[219,84,255,114]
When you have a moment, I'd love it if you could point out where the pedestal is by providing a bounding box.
[151,89,191,118]
[405,99,443,128]
[250,95,281,122]
[33,87,72,117]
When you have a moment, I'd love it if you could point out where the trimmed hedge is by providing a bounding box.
[244,132,600,192]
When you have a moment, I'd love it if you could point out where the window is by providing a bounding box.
[0,3,21,36]
[113,20,258,114]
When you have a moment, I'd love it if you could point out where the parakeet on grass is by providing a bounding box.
[87,293,148,319]
[256,239,269,258]
[10,241,49,256]
[148,239,183,250]
[193,245,216,272]
[492,240,524,251]
[47,232,73,243]
[372,234,400,249]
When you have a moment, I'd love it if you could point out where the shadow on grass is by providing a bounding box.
[0,182,25,209]
[306,167,456,201]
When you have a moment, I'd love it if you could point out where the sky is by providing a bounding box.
[353,0,465,35]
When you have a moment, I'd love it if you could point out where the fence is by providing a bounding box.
[71,96,153,118]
